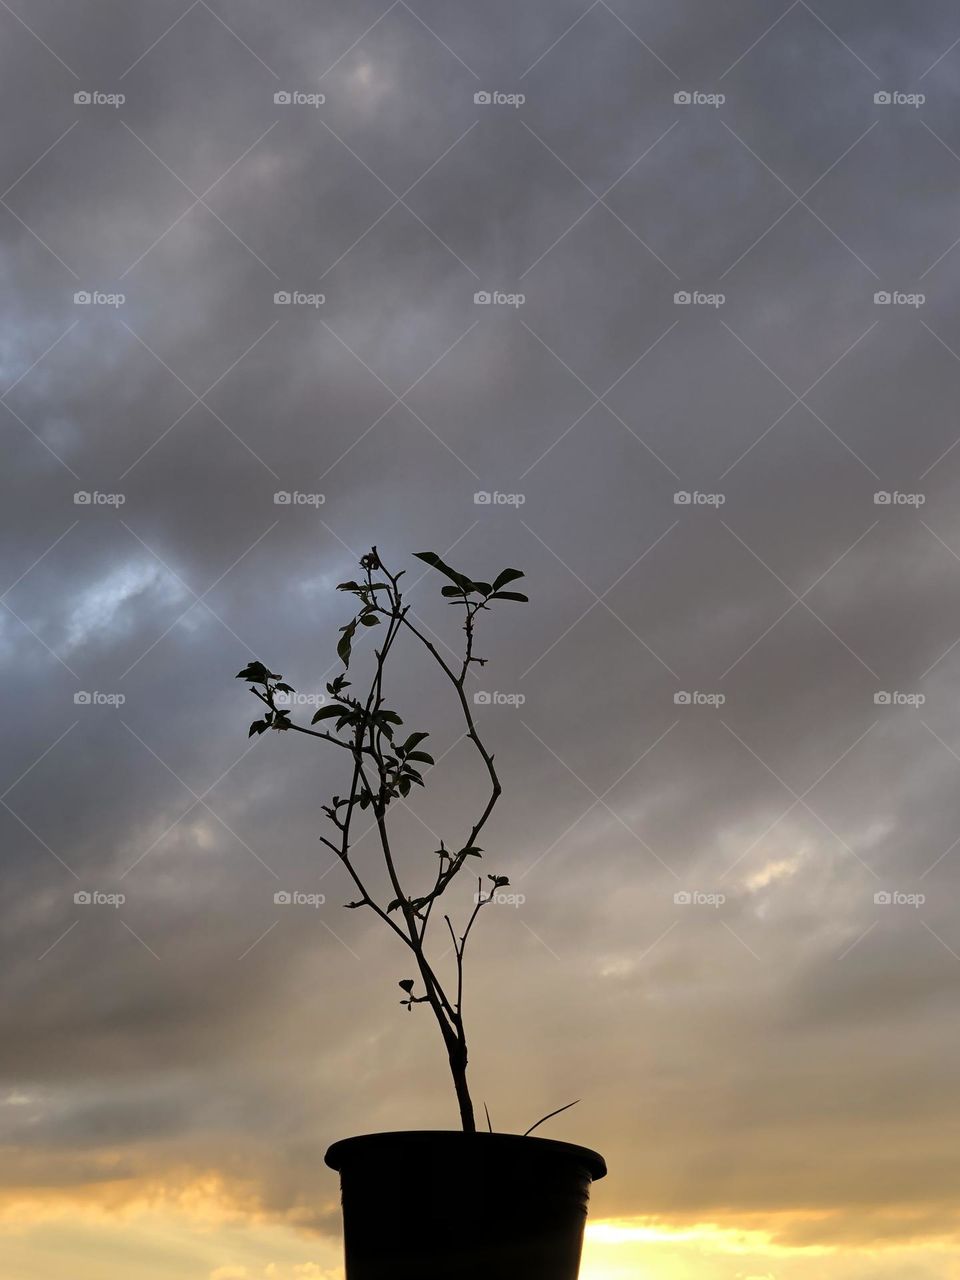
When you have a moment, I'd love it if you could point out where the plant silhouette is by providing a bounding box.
[236,547,527,1132]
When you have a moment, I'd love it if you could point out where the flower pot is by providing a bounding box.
[324,1130,606,1280]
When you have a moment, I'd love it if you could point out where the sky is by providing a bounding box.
[3,1,960,1277]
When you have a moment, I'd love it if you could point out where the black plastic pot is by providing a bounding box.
[325,1130,606,1280]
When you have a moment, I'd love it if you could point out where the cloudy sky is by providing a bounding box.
[5,1,960,1277]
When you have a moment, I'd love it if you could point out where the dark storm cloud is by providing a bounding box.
[4,0,960,1247]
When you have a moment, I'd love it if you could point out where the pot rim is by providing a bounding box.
[324,1129,607,1181]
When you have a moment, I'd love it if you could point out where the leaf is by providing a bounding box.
[359,614,380,626]
[489,590,528,602]
[275,682,295,694]
[460,846,483,858]
[406,751,434,765]
[472,582,493,596]
[337,581,360,592]
[493,568,525,591]
[399,777,411,797]
[441,584,466,598]
[398,979,415,993]
[387,898,404,913]
[376,710,403,725]
[337,618,357,667]
[237,661,276,683]
[248,719,267,736]
[413,551,474,593]
[400,732,429,754]
[311,705,347,723]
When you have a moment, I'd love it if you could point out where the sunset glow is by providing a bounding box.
[4,1199,959,1280]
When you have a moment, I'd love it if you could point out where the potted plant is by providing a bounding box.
[236,547,606,1279]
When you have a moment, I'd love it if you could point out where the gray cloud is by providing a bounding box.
[3,0,960,1257]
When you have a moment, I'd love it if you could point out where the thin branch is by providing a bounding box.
[523,1099,581,1138]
